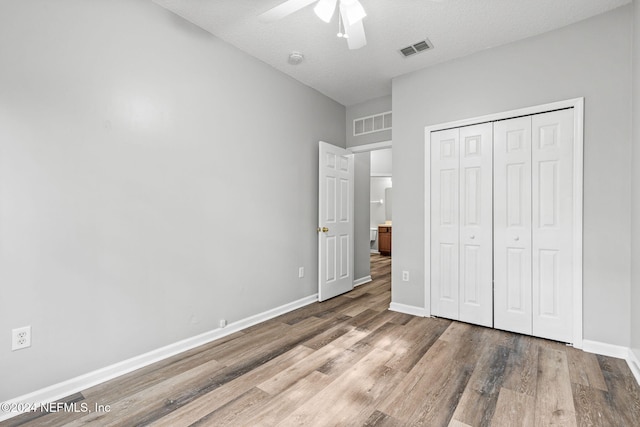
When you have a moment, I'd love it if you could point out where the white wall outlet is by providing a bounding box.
[402,271,410,282]
[12,326,31,351]
[298,267,305,278]
[219,319,227,328]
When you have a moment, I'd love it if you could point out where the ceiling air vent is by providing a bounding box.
[400,39,433,57]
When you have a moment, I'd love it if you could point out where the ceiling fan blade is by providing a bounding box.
[339,2,366,49]
[314,0,338,23]
[259,0,318,22]
[345,18,366,50]
[341,0,366,25]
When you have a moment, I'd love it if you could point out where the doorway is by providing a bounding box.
[349,141,392,287]
[370,148,392,255]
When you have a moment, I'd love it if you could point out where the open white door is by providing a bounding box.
[318,141,354,301]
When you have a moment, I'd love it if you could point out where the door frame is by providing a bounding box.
[349,140,393,153]
[348,140,392,283]
[424,97,584,348]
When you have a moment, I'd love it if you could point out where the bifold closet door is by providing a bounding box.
[494,109,574,342]
[431,123,493,327]
[531,109,574,342]
[494,117,533,335]
[431,128,460,321]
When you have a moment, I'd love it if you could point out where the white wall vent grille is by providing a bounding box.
[353,111,392,136]
[400,39,433,57]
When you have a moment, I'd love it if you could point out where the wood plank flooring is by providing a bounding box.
[4,254,640,426]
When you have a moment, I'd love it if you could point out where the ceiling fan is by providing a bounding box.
[259,0,368,50]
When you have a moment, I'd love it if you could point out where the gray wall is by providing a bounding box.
[371,149,393,176]
[631,0,640,356]
[346,95,392,148]
[354,153,371,281]
[0,0,345,401]
[392,6,633,346]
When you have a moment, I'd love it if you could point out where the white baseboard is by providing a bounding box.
[0,293,318,422]
[628,348,640,386]
[354,276,372,287]
[583,339,640,387]
[582,339,630,359]
[389,302,429,317]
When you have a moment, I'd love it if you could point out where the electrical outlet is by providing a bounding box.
[12,326,31,351]
[402,271,410,281]
[298,267,305,278]
[219,319,227,328]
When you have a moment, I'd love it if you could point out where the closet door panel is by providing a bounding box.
[532,109,574,342]
[459,123,493,327]
[494,117,532,335]
[431,128,460,320]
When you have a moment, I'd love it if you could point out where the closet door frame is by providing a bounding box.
[424,97,584,349]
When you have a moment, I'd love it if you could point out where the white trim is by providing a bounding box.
[389,302,429,317]
[424,98,584,346]
[0,294,318,422]
[424,126,432,317]
[580,341,640,387]
[628,348,640,386]
[354,275,372,287]
[424,98,582,132]
[582,339,630,359]
[348,140,392,153]
[572,98,585,349]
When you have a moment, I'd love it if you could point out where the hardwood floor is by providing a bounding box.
[4,254,640,426]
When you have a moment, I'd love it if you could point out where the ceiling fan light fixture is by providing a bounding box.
[314,0,338,23]
[340,0,366,25]
[258,0,367,50]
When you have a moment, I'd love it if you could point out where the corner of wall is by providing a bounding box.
[631,0,640,352]
[628,347,640,386]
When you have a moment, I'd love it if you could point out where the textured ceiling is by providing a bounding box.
[153,0,630,106]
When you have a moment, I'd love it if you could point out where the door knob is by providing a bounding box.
[514,236,520,241]
[317,227,329,233]
[470,235,475,239]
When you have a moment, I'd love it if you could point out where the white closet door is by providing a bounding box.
[431,128,460,320]
[532,109,574,342]
[494,117,533,334]
[458,123,493,327]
